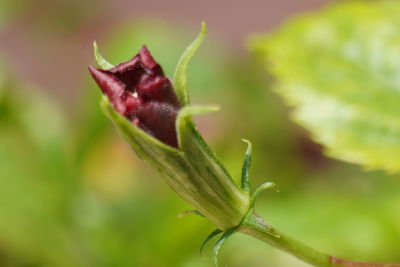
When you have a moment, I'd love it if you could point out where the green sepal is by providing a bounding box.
[240,139,252,193]
[177,210,205,219]
[101,96,249,230]
[243,213,280,239]
[237,183,280,241]
[213,229,236,267]
[176,105,250,229]
[93,41,114,69]
[251,182,279,209]
[200,229,223,256]
[176,105,231,182]
[100,98,195,200]
[173,22,207,106]
[101,97,181,156]
[176,105,219,148]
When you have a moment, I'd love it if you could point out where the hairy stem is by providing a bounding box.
[238,214,400,267]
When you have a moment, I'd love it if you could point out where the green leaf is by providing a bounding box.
[93,41,114,69]
[250,1,400,173]
[240,139,252,193]
[173,22,207,106]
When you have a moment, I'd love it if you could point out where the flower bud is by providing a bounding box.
[89,46,180,148]
[90,24,250,230]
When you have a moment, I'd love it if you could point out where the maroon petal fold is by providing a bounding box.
[89,45,180,147]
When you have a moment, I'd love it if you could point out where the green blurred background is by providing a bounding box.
[0,0,399,266]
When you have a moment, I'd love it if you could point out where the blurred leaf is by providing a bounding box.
[0,81,85,267]
[250,1,400,173]
[0,0,29,30]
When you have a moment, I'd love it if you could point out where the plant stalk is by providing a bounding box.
[238,214,400,267]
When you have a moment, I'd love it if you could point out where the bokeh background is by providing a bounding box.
[1,0,400,266]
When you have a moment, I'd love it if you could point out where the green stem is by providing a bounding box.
[238,213,400,267]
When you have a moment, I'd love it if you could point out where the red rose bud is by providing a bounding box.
[89,46,180,147]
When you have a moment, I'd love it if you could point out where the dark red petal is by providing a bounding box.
[137,45,163,75]
[107,45,163,93]
[123,93,141,117]
[137,75,179,106]
[89,46,181,148]
[112,67,145,93]
[88,66,126,114]
[138,102,178,147]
